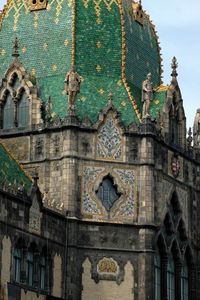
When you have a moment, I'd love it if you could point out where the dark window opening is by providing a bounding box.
[96,175,121,211]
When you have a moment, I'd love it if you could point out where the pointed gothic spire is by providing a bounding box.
[12,37,20,59]
[171,56,178,78]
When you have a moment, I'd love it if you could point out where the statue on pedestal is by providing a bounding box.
[142,73,153,118]
[64,65,81,115]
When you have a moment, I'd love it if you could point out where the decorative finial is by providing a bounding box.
[171,56,178,78]
[187,127,193,150]
[12,37,20,59]
[64,65,81,116]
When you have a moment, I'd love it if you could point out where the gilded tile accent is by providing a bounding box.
[97,257,119,275]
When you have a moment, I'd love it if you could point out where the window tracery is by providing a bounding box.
[12,240,50,291]
[154,192,193,300]
[0,62,42,129]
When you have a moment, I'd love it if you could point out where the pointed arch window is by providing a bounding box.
[181,261,188,300]
[167,255,175,300]
[3,93,14,129]
[18,91,29,128]
[154,253,161,300]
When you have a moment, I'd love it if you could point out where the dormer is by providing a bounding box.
[132,1,144,25]
[0,38,42,131]
[30,0,48,11]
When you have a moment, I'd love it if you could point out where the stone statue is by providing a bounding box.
[64,65,81,114]
[142,73,153,118]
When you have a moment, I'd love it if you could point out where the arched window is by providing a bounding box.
[18,91,29,128]
[3,93,14,129]
[181,261,188,300]
[154,254,161,300]
[13,248,22,283]
[167,255,175,300]
[10,73,20,89]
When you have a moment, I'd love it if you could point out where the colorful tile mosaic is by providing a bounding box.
[81,165,135,220]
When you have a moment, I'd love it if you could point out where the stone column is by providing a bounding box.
[61,124,79,214]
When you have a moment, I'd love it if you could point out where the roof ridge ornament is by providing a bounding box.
[12,37,20,60]
[171,56,178,79]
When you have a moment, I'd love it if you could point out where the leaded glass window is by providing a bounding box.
[96,176,121,211]
[181,262,188,300]
[18,92,29,128]
[3,93,14,129]
[167,256,175,300]
[154,254,161,300]
[13,248,22,283]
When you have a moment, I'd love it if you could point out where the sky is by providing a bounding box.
[0,0,199,129]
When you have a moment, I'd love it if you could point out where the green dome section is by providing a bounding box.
[0,0,162,125]
[122,0,161,110]
[75,0,138,124]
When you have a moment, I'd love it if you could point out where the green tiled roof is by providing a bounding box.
[150,88,168,119]
[0,0,162,125]
[0,143,32,191]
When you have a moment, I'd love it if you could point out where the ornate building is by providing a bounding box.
[0,0,199,299]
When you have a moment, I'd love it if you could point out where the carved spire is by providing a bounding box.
[12,37,20,59]
[187,127,193,151]
[171,56,178,78]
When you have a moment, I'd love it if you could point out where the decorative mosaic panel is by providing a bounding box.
[114,169,135,217]
[82,167,104,215]
[96,113,123,161]
[81,165,135,221]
